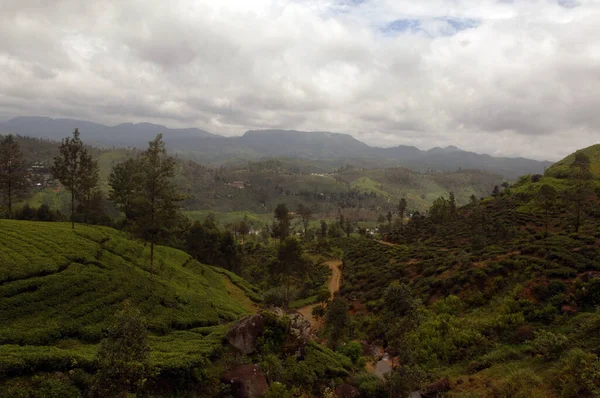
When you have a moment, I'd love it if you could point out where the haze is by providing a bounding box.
[2,0,600,161]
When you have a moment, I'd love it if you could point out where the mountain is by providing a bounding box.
[0,116,215,148]
[1,116,552,179]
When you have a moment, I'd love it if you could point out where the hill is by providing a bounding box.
[545,143,600,179]
[1,116,551,179]
[332,146,600,396]
[0,220,259,379]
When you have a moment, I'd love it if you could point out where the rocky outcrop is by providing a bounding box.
[221,364,268,398]
[226,314,265,355]
[288,312,313,344]
[334,383,361,397]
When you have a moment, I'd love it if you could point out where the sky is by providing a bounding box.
[1,0,600,161]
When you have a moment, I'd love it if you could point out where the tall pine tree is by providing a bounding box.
[109,134,182,276]
[0,135,27,219]
[51,129,98,229]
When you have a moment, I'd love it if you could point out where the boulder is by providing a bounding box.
[334,383,361,398]
[226,314,265,355]
[222,364,268,398]
[288,312,313,344]
[421,377,450,397]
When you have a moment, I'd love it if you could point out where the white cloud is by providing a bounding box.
[1,0,600,160]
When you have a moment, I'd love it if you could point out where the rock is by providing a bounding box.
[409,392,423,398]
[334,383,361,398]
[288,312,313,344]
[222,364,268,398]
[421,377,450,397]
[226,314,265,355]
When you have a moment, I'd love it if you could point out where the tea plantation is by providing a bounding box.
[0,220,259,379]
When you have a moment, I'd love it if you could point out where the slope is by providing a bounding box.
[332,147,600,396]
[0,220,259,378]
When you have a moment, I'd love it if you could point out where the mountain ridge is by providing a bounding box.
[0,116,552,179]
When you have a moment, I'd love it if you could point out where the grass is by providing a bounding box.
[0,220,256,376]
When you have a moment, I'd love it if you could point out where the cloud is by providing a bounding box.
[1,0,600,160]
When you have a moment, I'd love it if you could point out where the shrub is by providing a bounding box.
[491,368,546,398]
[531,330,568,360]
[551,348,600,397]
[353,372,385,398]
[264,382,292,398]
[339,341,362,364]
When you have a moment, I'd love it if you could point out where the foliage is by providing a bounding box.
[0,220,252,378]
[92,301,152,397]
[325,297,350,349]
[0,134,28,218]
[51,129,99,229]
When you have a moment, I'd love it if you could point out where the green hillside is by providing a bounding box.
[546,143,600,179]
[332,149,600,396]
[0,220,258,378]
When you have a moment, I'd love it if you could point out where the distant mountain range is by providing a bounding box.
[0,116,552,179]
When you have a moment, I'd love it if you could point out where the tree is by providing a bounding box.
[448,191,457,220]
[108,158,141,221]
[536,184,557,237]
[109,134,182,276]
[136,134,181,275]
[51,129,97,229]
[492,185,500,197]
[0,135,27,219]
[397,197,407,228]
[239,215,250,244]
[319,220,328,239]
[76,153,100,224]
[429,196,449,224]
[93,301,152,397]
[382,282,422,397]
[297,203,312,239]
[270,237,309,306]
[274,203,291,242]
[325,297,349,350]
[386,210,393,231]
[569,152,592,232]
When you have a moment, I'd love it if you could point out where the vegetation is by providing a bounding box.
[2,131,600,396]
[0,135,27,219]
[51,129,99,229]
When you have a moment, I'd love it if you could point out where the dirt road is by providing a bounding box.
[297,260,342,329]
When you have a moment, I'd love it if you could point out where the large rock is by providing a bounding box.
[288,312,313,344]
[222,364,268,398]
[334,383,361,398]
[421,378,450,397]
[226,314,265,355]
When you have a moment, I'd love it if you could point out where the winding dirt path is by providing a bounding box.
[297,260,342,329]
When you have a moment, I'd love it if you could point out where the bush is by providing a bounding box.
[339,341,362,364]
[353,372,385,398]
[264,381,292,398]
[491,368,546,398]
[531,330,568,360]
[551,348,600,397]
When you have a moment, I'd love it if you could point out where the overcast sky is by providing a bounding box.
[2,0,600,160]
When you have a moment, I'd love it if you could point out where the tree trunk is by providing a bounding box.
[71,189,75,229]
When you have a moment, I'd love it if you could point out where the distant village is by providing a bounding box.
[27,162,57,189]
